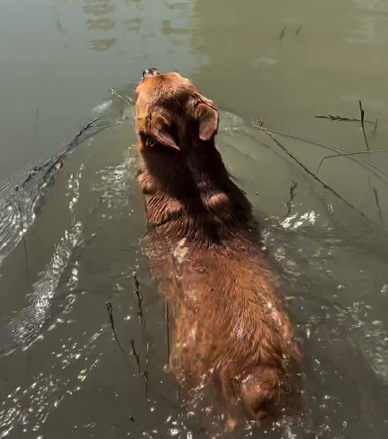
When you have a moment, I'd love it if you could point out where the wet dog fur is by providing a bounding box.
[135,69,303,430]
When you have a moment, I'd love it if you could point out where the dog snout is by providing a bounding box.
[142,67,159,79]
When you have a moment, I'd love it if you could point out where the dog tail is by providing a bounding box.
[239,362,304,423]
[239,367,284,421]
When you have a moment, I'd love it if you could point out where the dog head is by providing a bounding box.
[135,68,219,150]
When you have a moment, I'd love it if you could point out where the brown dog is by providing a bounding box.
[135,68,303,429]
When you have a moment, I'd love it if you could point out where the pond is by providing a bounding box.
[1,0,388,438]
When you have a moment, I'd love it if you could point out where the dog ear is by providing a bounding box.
[148,114,179,150]
[196,101,219,141]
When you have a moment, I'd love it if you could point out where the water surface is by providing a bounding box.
[1,0,388,438]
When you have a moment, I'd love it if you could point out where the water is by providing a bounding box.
[1,0,388,437]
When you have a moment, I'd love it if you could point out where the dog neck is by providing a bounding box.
[137,137,256,245]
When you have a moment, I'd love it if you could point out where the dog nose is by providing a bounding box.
[142,68,159,78]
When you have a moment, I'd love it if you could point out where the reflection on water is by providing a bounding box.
[350,0,388,44]
[82,0,117,51]
[1,0,388,438]
[60,0,195,53]
[0,326,105,437]
[90,38,117,51]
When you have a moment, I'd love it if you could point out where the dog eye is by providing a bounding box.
[139,132,153,147]
[145,138,154,147]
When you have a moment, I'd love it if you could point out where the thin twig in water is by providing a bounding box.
[74,116,105,142]
[359,100,370,151]
[106,301,127,357]
[19,115,104,191]
[295,25,302,36]
[313,114,374,124]
[255,120,369,220]
[133,273,147,332]
[371,118,379,136]
[315,149,388,175]
[279,27,286,41]
[10,115,105,193]
[130,337,150,396]
[109,87,133,106]
[129,416,148,438]
[106,303,143,375]
[373,188,384,222]
[367,177,384,222]
[286,181,298,217]
[130,339,141,375]
[144,342,150,397]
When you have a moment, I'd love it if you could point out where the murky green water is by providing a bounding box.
[1,0,388,437]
